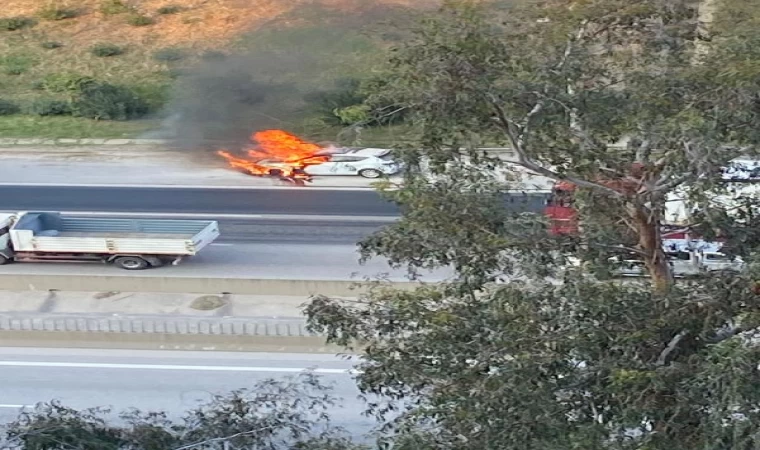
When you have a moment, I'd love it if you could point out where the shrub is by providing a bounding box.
[152,47,186,62]
[41,73,96,93]
[90,43,124,57]
[72,82,149,120]
[37,6,79,21]
[0,17,36,31]
[41,41,63,49]
[4,65,26,75]
[0,55,34,76]
[157,5,183,15]
[100,0,132,15]
[129,83,169,113]
[126,14,154,26]
[27,98,72,116]
[0,99,20,116]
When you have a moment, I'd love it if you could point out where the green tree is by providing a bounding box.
[305,1,760,449]
[359,0,760,291]
[3,374,367,450]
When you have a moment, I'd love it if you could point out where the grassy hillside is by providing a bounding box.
[0,0,434,141]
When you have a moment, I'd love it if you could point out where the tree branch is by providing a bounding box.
[173,425,281,450]
[655,173,691,193]
[487,20,626,199]
[706,324,751,344]
[553,20,589,73]
[490,98,625,199]
[635,139,652,163]
[656,330,689,366]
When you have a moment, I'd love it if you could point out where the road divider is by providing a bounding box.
[0,274,421,296]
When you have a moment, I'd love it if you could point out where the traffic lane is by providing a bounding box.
[0,186,398,216]
[0,185,548,216]
[0,242,452,281]
[215,217,387,244]
[0,349,375,436]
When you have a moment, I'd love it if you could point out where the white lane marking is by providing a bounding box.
[0,404,28,408]
[210,243,234,247]
[0,361,360,374]
[0,211,399,222]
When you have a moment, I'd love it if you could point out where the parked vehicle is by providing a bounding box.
[259,150,400,179]
[611,251,744,278]
[0,212,220,270]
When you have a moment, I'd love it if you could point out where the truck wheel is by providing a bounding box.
[359,168,382,179]
[113,256,149,270]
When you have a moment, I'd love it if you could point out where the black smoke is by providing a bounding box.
[155,52,308,152]
[148,0,430,154]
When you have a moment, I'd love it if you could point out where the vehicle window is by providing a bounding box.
[331,155,366,162]
[666,251,691,260]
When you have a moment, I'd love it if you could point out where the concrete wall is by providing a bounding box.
[0,274,421,296]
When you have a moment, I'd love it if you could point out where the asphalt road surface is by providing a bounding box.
[0,348,378,440]
[214,216,390,244]
[0,242,450,280]
[0,186,548,216]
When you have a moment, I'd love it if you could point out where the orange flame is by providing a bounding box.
[217,130,330,183]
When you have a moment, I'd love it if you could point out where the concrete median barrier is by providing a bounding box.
[0,274,421,296]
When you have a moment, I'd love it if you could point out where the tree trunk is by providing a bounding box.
[631,205,673,292]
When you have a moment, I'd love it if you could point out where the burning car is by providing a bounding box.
[218,130,401,183]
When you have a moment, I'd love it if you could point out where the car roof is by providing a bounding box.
[321,147,391,157]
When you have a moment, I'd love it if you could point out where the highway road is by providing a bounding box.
[0,185,548,216]
[0,347,377,440]
[0,242,450,280]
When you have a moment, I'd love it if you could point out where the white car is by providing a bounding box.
[260,148,402,179]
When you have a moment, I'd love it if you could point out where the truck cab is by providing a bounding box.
[0,213,17,263]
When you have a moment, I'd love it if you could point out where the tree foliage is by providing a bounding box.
[361,0,760,289]
[305,1,760,449]
[2,374,366,450]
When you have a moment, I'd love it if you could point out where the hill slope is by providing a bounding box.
[0,0,435,139]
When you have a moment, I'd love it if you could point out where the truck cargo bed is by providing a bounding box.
[9,212,220,256]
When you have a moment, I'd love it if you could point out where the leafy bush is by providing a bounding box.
[0,17,36,31]
[41,73,96,93]
[99,0,132,15]
[37,6,79,21]
[90,43,124,57]
[40,41,63,49]
[152,47,186,62]
[4,66,26,75]
[305,78,367,125]
[0,55,35,76]
[157,5,183,15]
[129,83,169,113]
[126,14,154,26]
[0,100,20,115]
[72,82,149,120]
[27,99,72,116]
